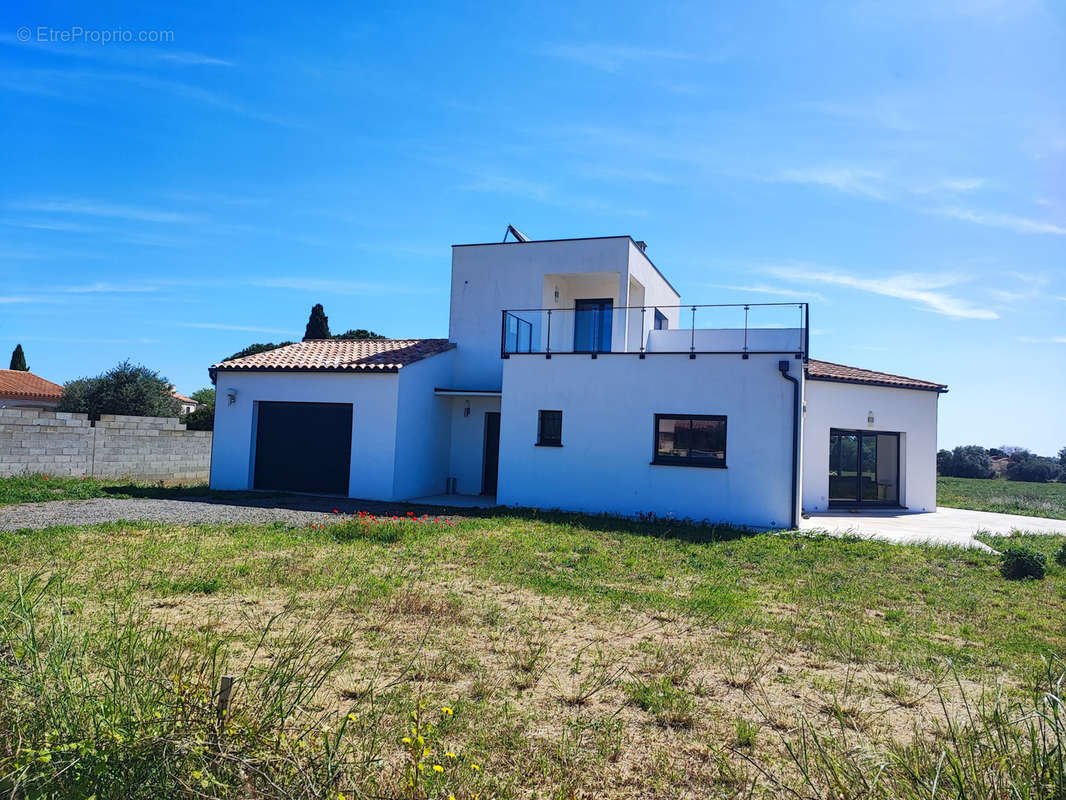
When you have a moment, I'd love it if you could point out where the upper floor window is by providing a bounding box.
[653,414,726,468]
[537,410,563,446]
[654,309,668,330]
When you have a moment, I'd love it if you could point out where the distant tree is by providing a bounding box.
[190,388,215,407]
[1002,449,1062,483]
[1005,456,1058,483]
[303,304,331,340]
[57,361,181,420]
[181,387,215,431]
[8,344,28,371]
[333,328,387,340]
[223,341,294,362]
[1059,446,1066,467]
[938,445,993,478]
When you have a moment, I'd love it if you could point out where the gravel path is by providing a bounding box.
[0,495,460,531]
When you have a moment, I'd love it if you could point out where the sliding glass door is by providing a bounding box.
[828,429,900,506]
[573,299,613,353]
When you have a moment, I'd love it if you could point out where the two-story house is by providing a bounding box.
[208,230,946,528]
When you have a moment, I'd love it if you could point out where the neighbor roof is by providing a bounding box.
[806,359,947,393]
[0,369,64,401]
[171,390,199,405]
[210,339,455,377]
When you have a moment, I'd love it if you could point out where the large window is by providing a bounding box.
[537,410,563,446]
[653,414,726,468]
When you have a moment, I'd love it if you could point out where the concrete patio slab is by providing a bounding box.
[799,506,1066,550]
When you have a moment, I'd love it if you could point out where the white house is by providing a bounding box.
[209,230,946,528]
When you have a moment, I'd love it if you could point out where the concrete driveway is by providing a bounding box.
[799,506,1066,551]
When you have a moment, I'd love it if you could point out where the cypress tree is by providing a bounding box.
[8,344,28,371]
[303,304,331,340]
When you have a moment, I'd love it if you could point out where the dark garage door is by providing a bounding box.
[253,402,353,494]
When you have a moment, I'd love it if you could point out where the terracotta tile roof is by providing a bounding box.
[171,390,199,405]
[0,369,64,401]
[806,359,947,393]
[211,339,455,375]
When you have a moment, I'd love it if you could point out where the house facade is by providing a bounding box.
[209,232,946,527]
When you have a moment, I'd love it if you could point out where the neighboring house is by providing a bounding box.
[209,232,947,528]
[0,369,64,410]
[171,389,203,415]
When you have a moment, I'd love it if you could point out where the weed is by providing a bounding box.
[625,676,696,728]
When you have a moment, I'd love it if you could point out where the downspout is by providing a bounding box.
[778,360,800,529]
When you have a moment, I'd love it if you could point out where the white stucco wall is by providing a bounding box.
[497,354,800,528]
[801,379,940,512]
[446,396,503,495]
[209,371,400,499]
[392,352,455,500]
[448,237,682,389]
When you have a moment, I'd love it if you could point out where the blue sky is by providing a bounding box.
[1,1,1064,453]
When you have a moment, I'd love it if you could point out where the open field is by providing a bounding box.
[0,500,1063,798]
[938,476,1066,520]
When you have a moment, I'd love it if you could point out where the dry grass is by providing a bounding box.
[0,513,1063,798]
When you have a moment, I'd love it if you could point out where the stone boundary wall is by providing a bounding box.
[0,409,211,481]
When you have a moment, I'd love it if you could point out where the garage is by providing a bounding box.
[253,401,352,494]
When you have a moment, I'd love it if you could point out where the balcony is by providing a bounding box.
[501,302,809,359]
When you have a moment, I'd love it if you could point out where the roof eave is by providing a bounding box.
[805,374,948,393]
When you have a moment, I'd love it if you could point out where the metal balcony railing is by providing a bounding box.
[501,302,809,359]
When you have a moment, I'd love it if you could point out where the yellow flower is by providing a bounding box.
[446,752,456,759]
[432,764,444,773]
[441,705,454,715]
[192,770,202,780]
[449,795,456,800]
[347,713,357,722]
[401,737,412,744]
[471,763,480,771]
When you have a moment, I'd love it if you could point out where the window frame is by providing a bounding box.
[651,413,727,468]
[536,409,563,447]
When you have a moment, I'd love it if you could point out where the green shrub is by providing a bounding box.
[1055,542,1066,568]
[999,547,1047,580]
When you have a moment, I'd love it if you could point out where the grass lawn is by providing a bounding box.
[938,475,1066,519]
[0,473,212,505]
[0,492,1063,797]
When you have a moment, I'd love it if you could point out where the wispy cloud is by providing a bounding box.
[0,66,303,128]
[13,200,197,224]
[462,172,647,217]
[155,51,234,67]
[57,282,160,294]
[0,33,233,69]
[773,167,888,199]
[1017,335,1066,344]
[249,278,440,295]
[765,264,999,319]
[0,217,99,233]
[936,207,1066,235]
[0,295,48,304]
[539,42,728,73]
[176,323,296,334]
[708,284,827,302]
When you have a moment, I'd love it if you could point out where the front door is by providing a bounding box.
[574,298,613,353]
[481,411,501,495]
[829,429,900,506]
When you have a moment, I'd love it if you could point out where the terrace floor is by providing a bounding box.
[800,506,1066,550]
